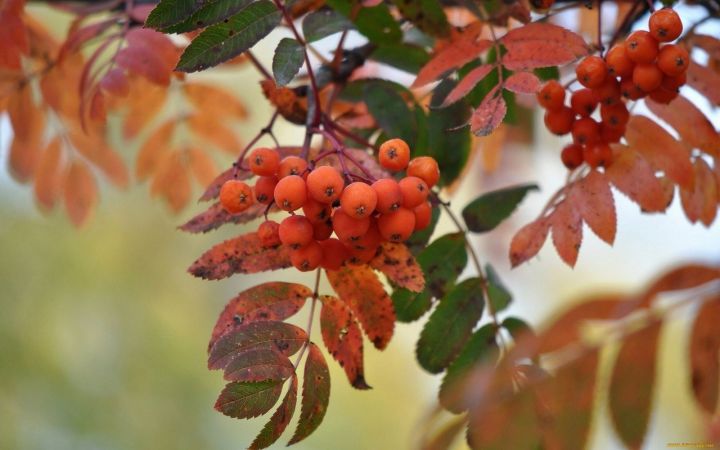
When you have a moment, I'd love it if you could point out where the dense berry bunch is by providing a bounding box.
[538,7,687,170]
[218,139,440,271]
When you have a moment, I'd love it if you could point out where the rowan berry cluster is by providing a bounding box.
[218,138,440,271]
[538,7,688,170]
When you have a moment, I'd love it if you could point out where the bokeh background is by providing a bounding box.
[1,4,719,450]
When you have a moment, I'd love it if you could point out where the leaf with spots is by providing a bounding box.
[462,183,539,233]
[288,343,330,445]
[326,265,395,350]
[605,145,667,213]
[208,321,307,370]
[568,170,616,245]
[500,22,590,70]
[550,199,583,267]
[179,202,268,234]
[249,375,298,450]
[689,296,720,414]
[209,282,311,350]
[503,71,541,94]
[145,0,208,30]
[470,90,507,137]
[370,243,425,293]
[215,379,284,419]
[223,348,295,382]
[320,295,368,389]
[509,218,550,268]
[188,232,292,280]
[441,64,494,107]
[164,0,255,34]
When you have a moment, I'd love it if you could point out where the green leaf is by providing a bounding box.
[440,324,498,412]
[145,0,206,30]
[302,8,353,42]
[364,82,417,147]
[485,264,512,313]
[325,0,401,44]
[249,376,298,450]
[534,66,560,81]
[175,0,281,72]
[392,288,433,323]
[288,343,330,444]
[391,0,449,37]
[419,233,468,299]
[370,43,430,74]
[164,0,254,33]
[462,184,539,233]
[223,348,295,382]
[501,317,534,342]
[214,379,284,419]
[272,38,304,86]
[417,278,485,374]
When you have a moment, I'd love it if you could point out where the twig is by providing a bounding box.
[246,50,272,80]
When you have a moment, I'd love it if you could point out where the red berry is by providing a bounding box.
[649,8,683,42]
[332,209,370,242]
[306,166,344,203]
[657,44,689,76]
[605,45,635,78]
[413,202,432,231]
[372,178,403,214]
[633,63,664,92]
[570,89,599,117]
[248,147,280,176]
[302,197,332,224]
[377,208,415,242]
[378,138,411,171]
[257,220,281,247]
[278,156,308,178]
[319,239,350,270]
[279,215,314,249]
[399,176,429,208]
[572,117,601,146]
[407,156,440,188]
[544,107,575,135]
[219,180,254,214]
[600,103,629,129]
[537,80,566,110]
[576,56,607,88]
[274,175,307,211]
[583,143,613,168]
[340,182,378,219]
[291,240,323,271]
[254,176,278,204]
[561,144,584,169]
[625,31,659,64]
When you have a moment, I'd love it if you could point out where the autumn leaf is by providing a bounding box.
[639,264,720,307]
[680,158,718,226]
[370,243,425,293]
[223,348,295,382]
[249,375,298,450]
[320,295,369,389]
[184,82,248,119]
[181,202,268,234]
[568,170,616,245]
[288,343,330,445]
[509,218,550,268]
[441,64,494,107]
[689,297,720,414]
[63,160,98,227]
[686,61,720,106]
[187,113,242,154]
[215,379,284,419]
[326,265,395,350]
[503,71,541,94]
[605,145,667,213]
[470,90,507,137]
[550,199,583,267]
[33,138,63,211]
[501,22,590,70]
[646,96,720,158]
[188,232,292,280]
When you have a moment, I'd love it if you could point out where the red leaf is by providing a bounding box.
[442,64,494,107]
[188,232,292,280]
[691,34,720,61]
[503,71,541,94]
[647,96,720,157]
[209,282,311,350]
[369,242,425,293]
[34,138,63,211]
[501,23,590,70]
[117,28,178,86]
[550,199,583,268]
[0,0,28,70]
[605,145,667,213]
[249,375,298,450]
[60,18,116,61]
[690,297,720,414]
[568,169,617,245]
[208,321,307,370]
[320,295,369,389]
[326,265,395,350]
[640,264,720,307]
[150,151,192,213]
[136,120,174,180]
[687,61,720,105]
[187,112,242,154]
[179,202,268,234]
[188,147,219,186]
[63,160,98,227]
[215,379,284,419]
[509,218,550,268]
[288,343,330,445]
[470,90,507,137]
[680,158,718,226]
[99,68,130,97]
[223,348,295,382]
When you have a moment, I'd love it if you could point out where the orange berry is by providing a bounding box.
[537,80,566,110]
[561,144,584,169]
[350,221,382,251]
[319,239,350,270]
[306,165,344,203]
[600,103,629,129]
[257,220,281,247]
[219,180,254,214]
[570,89,599,117]
[254,176,278,204]
[279,215,314,249]
[291,240,323,271]
[544,107,575,135]
[593,77,622,106]
[377,208,415,242]
[648,86,679,104]
[661,72,686,91]
[372,178,402,214]
[248,147,280,176]
[278,156,308,178]
[583,143,613,168]
[657,44,689,76]
[399,176,429,208]
[620,77,644,100]
[600,122,625,143]
[313,219,333,241]
[378,138,411,171]
[407,156,440,188]
[572,117,601,146]
[332,209,370,242]
[605,45,635,78]
[576,56,607,88]
[625,31,659,63]
[413,202,432,231]
[633,63,663,92]
[302,196,332,224]
[340,182,378,219]
[649,8,683,42]
[274,175,307,211]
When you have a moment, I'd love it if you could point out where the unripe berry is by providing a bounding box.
[248,147,280,176]
[291,240,323,271]
[332,209,370,242]
[399,176,429,208]
[219,180,254,214]
[306,166,344,203]
[278,156,308,178]
[372,178,402,214]
[340,182,378,219]
[254,176,278,204]
[274,175,307,211]
[279,215,314,249]
[407,156,440,187]
[257,220,281,247]
[378,138,411,171]
[377,208,415,242]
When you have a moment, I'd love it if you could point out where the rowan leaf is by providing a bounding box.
[364,82,417,147]
[690,297,720,414]
[249,375,298,450]
[179,202,265,234]
[687,61,720,105]
[605,145,667,213]
[326,265,395,350]
[223,348,294,382]
[176,0,281,72]
[370,243,425,293]
[509,218,550,268]
[391,0,449,37]
[116,29,178,86]
[164,0,255,33]
[680,158,718,226]
[320,295,368,389]
[568,170,616,245]
[503,71,541,94]
[302,8,353,42]
[462,183,539,232]
[209,282,312,349]
[145,0,206,29]
[647,96,720,157]
[608,323,661,450]
[370,43,430,74]
[639,264,720,307]
[188,232,292,280]
[391,289,433,324]
[417,278,485,374]
[288,343,330,445]
[501,22,590,70]
[325,0,401,44]
[418,233,468,299]
[150,151,193,213]
[485,264,512,313]
[441,64,494,107]
[215,379,284,419]
[550,199,583,267]
[187,113,242,154]
[272,38,304,86]
[34,138,63,211]
[208,321,307,370]
[470,91,507,137]
[63,160,98,227]
[624,115,694,190]
[184,83,248,119]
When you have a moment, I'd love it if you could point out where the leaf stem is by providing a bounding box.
[293,269,322,369]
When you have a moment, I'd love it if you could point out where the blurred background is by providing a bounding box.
[1,3,719,450]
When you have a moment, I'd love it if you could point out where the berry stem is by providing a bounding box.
[325,118,379,152]
[232,110,280,176]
